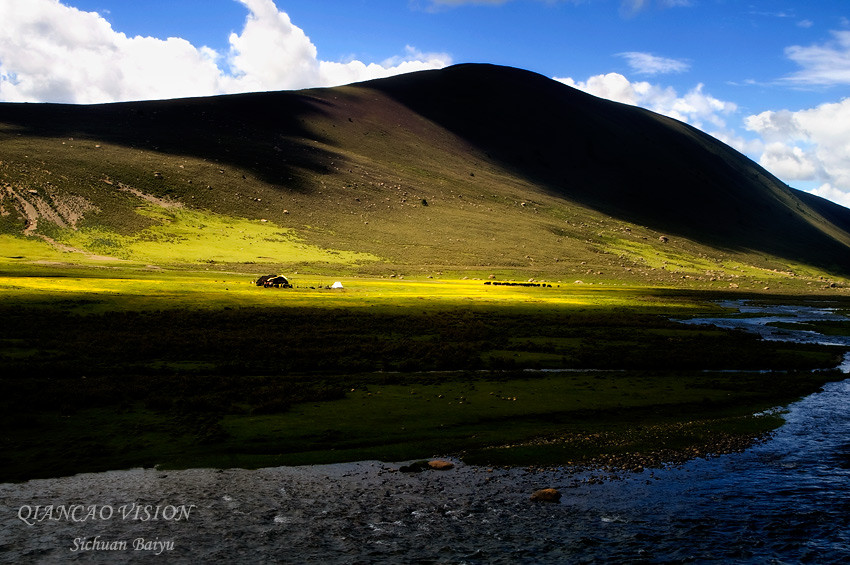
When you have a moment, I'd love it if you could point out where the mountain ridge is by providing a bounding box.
[1,63,849,283]
[366,64,850,264]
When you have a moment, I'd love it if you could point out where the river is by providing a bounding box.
[1,301,848,563]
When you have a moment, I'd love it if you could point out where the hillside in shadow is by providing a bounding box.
[368,64,850,272]
[0,91,340,194]
[2,63,850,275]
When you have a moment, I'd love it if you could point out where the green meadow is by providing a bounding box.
[3,66,850,481]
[1,234,847,481]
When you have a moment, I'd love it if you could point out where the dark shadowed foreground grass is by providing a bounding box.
[0,287,846,482]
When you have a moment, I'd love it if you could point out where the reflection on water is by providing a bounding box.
[1,301,849,563]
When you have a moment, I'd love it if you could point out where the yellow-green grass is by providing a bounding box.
[0,259,722,315]
[601,235,843,291]
[2,228,844,316]
[56,204,379,266]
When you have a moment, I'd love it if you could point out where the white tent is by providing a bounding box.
[331,281,344,289]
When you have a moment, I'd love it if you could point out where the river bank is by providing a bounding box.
[2,376,849,563]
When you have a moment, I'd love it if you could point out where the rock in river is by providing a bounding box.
[530,488,562,503]
[428,460,455,471]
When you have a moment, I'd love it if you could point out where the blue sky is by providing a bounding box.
[2,0,850,206]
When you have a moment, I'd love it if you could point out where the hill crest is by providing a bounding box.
[1,63,849,286]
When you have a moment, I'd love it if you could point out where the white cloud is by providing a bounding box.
[809,183,850,208]
[318,46,452,87]
[555,72,736,130]
[783,30,850,86]
[618,52,690,75]
[558,71,850,207]
[0,0,225,103]
[223,0,322,91]
[757,142,820,180]
[708,130,764,157]
[0,0,451,103]
[745,98,850,200]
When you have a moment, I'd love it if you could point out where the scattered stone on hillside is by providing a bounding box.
[421,198,428,206]
[729,283,739,289]
[530,488,561,503]
[488,274,496,280]
[154,172,163,179]
[428,460,454,471]
[659,235,669,243]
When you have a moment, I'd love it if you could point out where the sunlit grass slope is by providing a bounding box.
[0,64,849,291]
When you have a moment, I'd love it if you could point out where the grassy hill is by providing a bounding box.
[1,63,849,288]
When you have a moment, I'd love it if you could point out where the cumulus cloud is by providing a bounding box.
[745,98,850,200]
[0,0,451,103]
[0,0,225,103]
[808,183,850,208]
[558,70,850,204]
[555,72,736,130]
[783,30,850,86]
[618,51,690,75]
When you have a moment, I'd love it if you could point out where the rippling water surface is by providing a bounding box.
[1,302,849,563]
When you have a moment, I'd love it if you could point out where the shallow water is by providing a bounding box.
[1,301,849,563]
[679,299,850,347]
